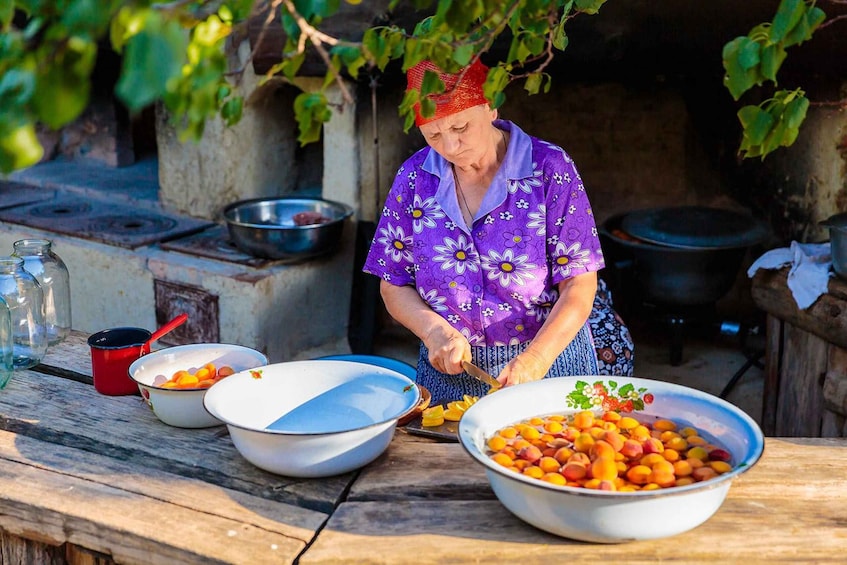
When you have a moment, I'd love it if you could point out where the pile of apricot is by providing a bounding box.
[154,363,236,390]
[485,409,734,491]
[421,395,479,426]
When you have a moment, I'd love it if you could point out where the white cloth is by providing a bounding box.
[747,241,832,310]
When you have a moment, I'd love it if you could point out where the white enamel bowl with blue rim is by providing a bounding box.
[202,359,421,478]
[129,343,269,428]
[458,376,764,543]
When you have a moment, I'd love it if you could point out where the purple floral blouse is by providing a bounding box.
[363,120,605,347]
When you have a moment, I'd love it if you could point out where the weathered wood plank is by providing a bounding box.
[301,438,847,564]
[0,369,353,514]
[752,268,847,349]
[761,314,782,436]
[774,323,827,436]
[0,429,326,565]
[349,431,494,502]
[36,330,93,384]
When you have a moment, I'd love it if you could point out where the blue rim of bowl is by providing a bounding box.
[202,360,422,435]
[457,376,765,499]
[127,343,269,391]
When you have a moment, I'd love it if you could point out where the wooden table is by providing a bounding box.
[1,332,845,563]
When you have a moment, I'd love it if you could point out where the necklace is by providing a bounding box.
[452,165,474,226]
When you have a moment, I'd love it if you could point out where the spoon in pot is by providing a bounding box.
[141,313,188,354]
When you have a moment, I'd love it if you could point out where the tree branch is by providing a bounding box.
[279,0,353,107]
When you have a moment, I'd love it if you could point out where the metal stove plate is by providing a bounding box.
[160,225,272,267]
[621,206,770,250]
[0,182,56,210]
[0,194,213,248]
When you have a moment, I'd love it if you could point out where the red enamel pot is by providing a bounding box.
[88,314,188,396]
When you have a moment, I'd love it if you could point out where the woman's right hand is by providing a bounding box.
[379,280,470,375]
[423,324,471,375]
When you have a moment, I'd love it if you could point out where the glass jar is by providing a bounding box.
[0,296,12,389]
[0,256,48,369]
[13,239,71,345]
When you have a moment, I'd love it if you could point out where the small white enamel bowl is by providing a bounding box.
[458,377,764,543]
[129,344,268,428]
[202,359,421,478]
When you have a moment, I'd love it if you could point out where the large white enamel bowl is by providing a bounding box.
[129,343,268,428]
[458,377,764,543]
[202,360,421,478]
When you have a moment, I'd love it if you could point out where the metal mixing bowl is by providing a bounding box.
[223,197,353,261]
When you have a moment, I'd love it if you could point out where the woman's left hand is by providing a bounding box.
[497,348,550,388]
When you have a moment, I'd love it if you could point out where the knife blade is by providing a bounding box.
[462,361,502,391]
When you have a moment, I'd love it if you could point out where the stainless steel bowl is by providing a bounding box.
[223,197,353,261]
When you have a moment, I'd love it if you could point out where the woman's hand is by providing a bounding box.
[379,280,470,374]
[497,348,550,387]
[424,324,471,375]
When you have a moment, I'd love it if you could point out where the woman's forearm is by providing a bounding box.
[524,271,597,368]
[380,281,449,342]
[380,280,470,374]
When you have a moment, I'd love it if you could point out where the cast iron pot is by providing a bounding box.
[600,213,751,307]
[821,212,847,280]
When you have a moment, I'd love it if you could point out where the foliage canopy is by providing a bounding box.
[0,0,841,174]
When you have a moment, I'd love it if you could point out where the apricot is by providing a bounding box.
[562,462,587,481]
[538,456,561,473]
[590,458,618,482]
[487,435,508,452]
[541,472,566,486]
[620,439,643,459]
[590,440,616,461]
[518,445,543,463]
[572,410,595,429]
[573,432,595,453]
[553,446,574,464]
[626,464,652,485]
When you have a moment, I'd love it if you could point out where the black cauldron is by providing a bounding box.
[599,207,769,307]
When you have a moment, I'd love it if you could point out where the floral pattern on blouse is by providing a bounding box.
[363,120,605,347]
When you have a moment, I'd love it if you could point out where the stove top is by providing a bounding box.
[160,225,273,267]
[0,181,56,210]
[0,193,213,249]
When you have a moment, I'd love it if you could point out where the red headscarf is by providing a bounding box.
[405,59,490,126]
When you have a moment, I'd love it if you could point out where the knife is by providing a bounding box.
[462,361,502,391]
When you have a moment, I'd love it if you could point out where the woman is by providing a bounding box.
[363,59,633,404]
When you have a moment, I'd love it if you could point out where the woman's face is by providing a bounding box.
[418,104,498,168]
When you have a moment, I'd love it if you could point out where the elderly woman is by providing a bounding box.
[363,59,633,404]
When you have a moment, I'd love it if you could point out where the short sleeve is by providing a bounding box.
[362,158,420,287]
[543,145,605,285]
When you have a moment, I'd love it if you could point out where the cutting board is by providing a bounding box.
[404,414,459,442]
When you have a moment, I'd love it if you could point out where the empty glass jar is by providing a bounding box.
[0,256,48,369]
[13,239,71,345]
[0,296,12,389]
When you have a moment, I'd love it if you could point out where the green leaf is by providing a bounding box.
[116,19,187,113]
[294,0,341,20]
[737,105,774,146]
[0,67,36,107]
[552,21,568,51]
[452,43,474,66]
[722,36,762,100]
[784,6,826,47]
[782,94,809,129]
[293,91,331,145]
[32,37,97,128]
[760,43,786,82]
[524,72,542,95]
[769,0,804,43]
[574,0,606,15]
[220,97,243,127]
[0,0,13,28]
[0,122,43,174]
